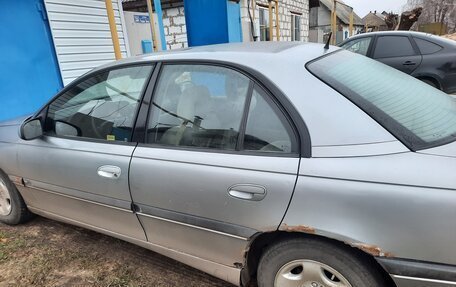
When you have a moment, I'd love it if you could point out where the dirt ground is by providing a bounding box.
[0,217,234,287]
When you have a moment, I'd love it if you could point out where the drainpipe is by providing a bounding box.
[252,0,255,22]
[268,1,274,41]
[153,0,167,50]
[105,0,122,59]
[146,0,159,51]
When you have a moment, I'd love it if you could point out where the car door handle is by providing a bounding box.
[403,61,416,66]
[228,184,266,201]
[97,165,121,179]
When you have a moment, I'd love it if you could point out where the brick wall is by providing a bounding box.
[161,1,309,50]
[240,0,310,42]
[162,6,188,50]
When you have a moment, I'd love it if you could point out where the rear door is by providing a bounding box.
[129,63,301,266]
[372,35,422,74]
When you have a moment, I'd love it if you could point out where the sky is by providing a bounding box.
[342,0,409,18]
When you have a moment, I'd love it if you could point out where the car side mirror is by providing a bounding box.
[20,118,43,140]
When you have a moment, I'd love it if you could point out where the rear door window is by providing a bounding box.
[243,86,297,153]
[373,36,416,58]
[146,64,298,154]
[146,64,251,150]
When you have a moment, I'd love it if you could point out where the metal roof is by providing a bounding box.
[362,12,387,27]
[319,0,363,26]
[122,0,183,11]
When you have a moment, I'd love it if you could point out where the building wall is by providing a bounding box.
[240,0,310,42]
[162,6,188,50]
[44,0,130,85]
[309,5,363,43]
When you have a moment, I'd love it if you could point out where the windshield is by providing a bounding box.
[307,50,456,151]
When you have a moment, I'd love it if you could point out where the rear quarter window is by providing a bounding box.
[413,37,443,54]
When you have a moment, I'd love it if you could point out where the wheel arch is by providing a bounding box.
[241,230,397,287]
[415,75,442,90]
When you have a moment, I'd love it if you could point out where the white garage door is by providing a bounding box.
[44,0,130,85]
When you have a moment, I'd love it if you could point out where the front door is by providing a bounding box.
[17,64,154,240]
[129,63,301,266]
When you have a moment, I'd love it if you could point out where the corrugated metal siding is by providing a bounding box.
[44,0,130,85]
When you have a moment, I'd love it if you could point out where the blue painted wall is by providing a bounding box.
[0,0,63,121]
[184,0,242,47]
[227,1,243,43]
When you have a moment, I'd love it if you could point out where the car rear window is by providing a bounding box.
[307,50,456,151]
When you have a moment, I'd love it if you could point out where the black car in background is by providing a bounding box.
[339,31,456,94]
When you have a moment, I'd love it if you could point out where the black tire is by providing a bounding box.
[420,78,439,90]
[0,169,33,225]
[257,238,390,287]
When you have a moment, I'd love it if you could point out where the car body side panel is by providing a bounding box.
[129,147,299,266]
[20,186,145,239]
[282,153,456,265]
[412,53,456,93]
[0,124,21,177]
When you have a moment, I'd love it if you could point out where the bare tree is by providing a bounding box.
[405,0,456,33]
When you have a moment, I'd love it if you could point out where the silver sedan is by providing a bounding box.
[1,42,455,287]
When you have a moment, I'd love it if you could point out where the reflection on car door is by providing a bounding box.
[17,65,154,240]
[372,35,422,74]
[129,64,301,266]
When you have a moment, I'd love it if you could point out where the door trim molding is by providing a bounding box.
[136,204,258,239]
[20,180,132,213]
[137,212,248,241]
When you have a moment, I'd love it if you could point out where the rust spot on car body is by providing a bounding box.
[8,175,23,186]
[278,224,394,258]
[351,243,395,257]
[281,224,316,234]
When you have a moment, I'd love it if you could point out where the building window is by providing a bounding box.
[259,7,270,41]
[291,14,301,41]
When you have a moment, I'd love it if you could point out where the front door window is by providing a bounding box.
[45,65,153,142]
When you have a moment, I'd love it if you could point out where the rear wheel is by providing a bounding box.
[0,170,33,225]
[257,238,389,287]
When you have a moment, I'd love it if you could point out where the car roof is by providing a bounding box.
[96,42,340,71]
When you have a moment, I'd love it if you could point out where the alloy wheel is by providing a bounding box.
[274,259,352,287]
